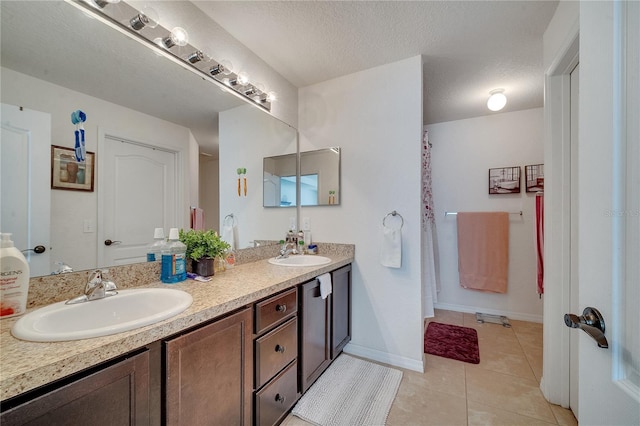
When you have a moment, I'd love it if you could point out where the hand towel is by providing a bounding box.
[191,207,205,230]
[318,273,332,299]
[456,212,509,293]
[221,224,236,250]
[381,227,402,268]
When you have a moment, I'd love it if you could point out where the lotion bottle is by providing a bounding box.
[0,233,30,318]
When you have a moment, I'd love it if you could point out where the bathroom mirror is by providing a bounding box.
[0,1,296,276]
[263,147,341,207]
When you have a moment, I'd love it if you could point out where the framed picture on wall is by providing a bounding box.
[525,164,544,193]
[51,145,95,192]
[489,166,521,194]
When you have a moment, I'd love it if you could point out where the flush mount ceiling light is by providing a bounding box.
[68,0,273,111]
[487,89,507,111]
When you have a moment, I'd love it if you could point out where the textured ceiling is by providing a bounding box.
[194,0,559,124]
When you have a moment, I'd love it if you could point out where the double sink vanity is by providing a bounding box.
[0,243,354,425]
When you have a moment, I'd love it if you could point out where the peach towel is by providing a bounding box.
[456,212,509,293]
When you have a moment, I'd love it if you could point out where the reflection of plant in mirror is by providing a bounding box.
[179,229,230,261]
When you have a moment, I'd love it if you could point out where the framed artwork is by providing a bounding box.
[489,166,521,194]
[525,164,544,193]
[51,145,95,192]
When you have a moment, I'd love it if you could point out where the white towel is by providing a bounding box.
[381,227,402,268]
[318,273,332,299]
[221,224,236,250]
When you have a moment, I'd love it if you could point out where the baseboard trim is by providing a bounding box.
[343,342,424,373]
[433,302,543,323]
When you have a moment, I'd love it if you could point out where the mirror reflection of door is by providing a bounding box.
[98,134,178,268]
[0,104,51,276]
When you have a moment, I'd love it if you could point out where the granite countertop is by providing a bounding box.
[0,251,353,401]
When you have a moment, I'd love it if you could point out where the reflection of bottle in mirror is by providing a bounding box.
[147,228,165,262]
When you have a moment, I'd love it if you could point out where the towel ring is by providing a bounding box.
[383,211,404,229]
[224,213,237,226]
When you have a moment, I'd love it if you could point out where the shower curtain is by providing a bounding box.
[422,130,439,318]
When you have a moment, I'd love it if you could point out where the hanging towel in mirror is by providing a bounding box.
[381,227,402,268]
[222,224,237,250]
[318,273,332,299]
[191,207,205,230]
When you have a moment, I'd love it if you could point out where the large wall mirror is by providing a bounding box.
[263,147,341,207]
[0,1,297,277]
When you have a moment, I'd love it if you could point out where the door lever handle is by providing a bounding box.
[564,307,609,349]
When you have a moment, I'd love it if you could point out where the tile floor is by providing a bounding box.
[283,309,578,426]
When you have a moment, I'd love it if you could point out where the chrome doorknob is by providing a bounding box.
[564,307,609,349]
[104,239,121,246]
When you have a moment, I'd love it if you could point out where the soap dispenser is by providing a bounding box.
[0,233,30,318]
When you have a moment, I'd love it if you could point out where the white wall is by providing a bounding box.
[427,108,544,322]
[298,56,424,371]
[219,105,298,248]
[1,68,196,273]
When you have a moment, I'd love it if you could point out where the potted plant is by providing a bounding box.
[179,229,230,277]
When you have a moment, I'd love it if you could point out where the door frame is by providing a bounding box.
[541,25,579,408]
[96,127,185,266]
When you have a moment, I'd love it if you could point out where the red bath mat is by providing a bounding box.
[424,322,480,364]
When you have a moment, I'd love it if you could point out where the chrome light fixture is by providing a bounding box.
[67,0,274,111]
[161,27,189,49]
[129,7,158,30]
[487,89,507,111]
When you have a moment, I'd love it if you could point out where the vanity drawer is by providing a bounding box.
[255,288,297,334]
[255,317,297,388]
[255,361,298,426]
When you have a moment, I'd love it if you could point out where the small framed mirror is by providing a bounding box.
[263,147,341,208]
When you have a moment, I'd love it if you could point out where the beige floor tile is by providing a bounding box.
[387,386,468,426]
[466,367,556,423]
[549,404,578,426]
[467,346,537,380]
[431,309,464,326]
[467,400,557,425]
[418,354,467,397]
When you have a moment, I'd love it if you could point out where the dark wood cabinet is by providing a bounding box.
[253,289,300,426]
[330,264,352,359]
[0,349,150,426]
[299,278,331,393]
[164,307,253,426]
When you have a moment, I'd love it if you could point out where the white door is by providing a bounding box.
[0,104,51,276]
[573,2,640,424]
[98,134,178,267]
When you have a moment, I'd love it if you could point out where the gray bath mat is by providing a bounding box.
[292,354,402,426]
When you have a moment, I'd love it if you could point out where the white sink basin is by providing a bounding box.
[11,288,192,342]
[268,255,332,267]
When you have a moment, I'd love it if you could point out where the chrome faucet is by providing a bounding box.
[277,242,297,259]
[66,269,118,305]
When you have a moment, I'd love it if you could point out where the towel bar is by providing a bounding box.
[382,211,404,229]
[444,210,522,217]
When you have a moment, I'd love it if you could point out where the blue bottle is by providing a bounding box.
[161,228,186,283]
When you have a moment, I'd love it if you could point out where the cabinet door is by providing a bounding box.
[331,264,352,359]
[165,308,252,426]
[0,350,150,426]
[299,279,330,393]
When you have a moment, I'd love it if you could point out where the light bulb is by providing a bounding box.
[487,89,507,111]
[236,71,250,86]
[266,91,278,102]
[130,7,159,30]
[162,27,189,48]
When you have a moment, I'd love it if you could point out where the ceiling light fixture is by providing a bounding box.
[129,7,158,30]
[209,60,233,76]
[487,89,507,112]
[90,0,120,9]
[187,50,204,64]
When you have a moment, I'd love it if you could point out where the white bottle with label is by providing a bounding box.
[0,233,30,318]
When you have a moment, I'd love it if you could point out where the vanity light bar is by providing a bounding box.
[68,0,272,112]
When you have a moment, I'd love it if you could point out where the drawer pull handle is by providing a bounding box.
[275,393,286,404]
[275,304,287,313]
[275,344,286,353]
